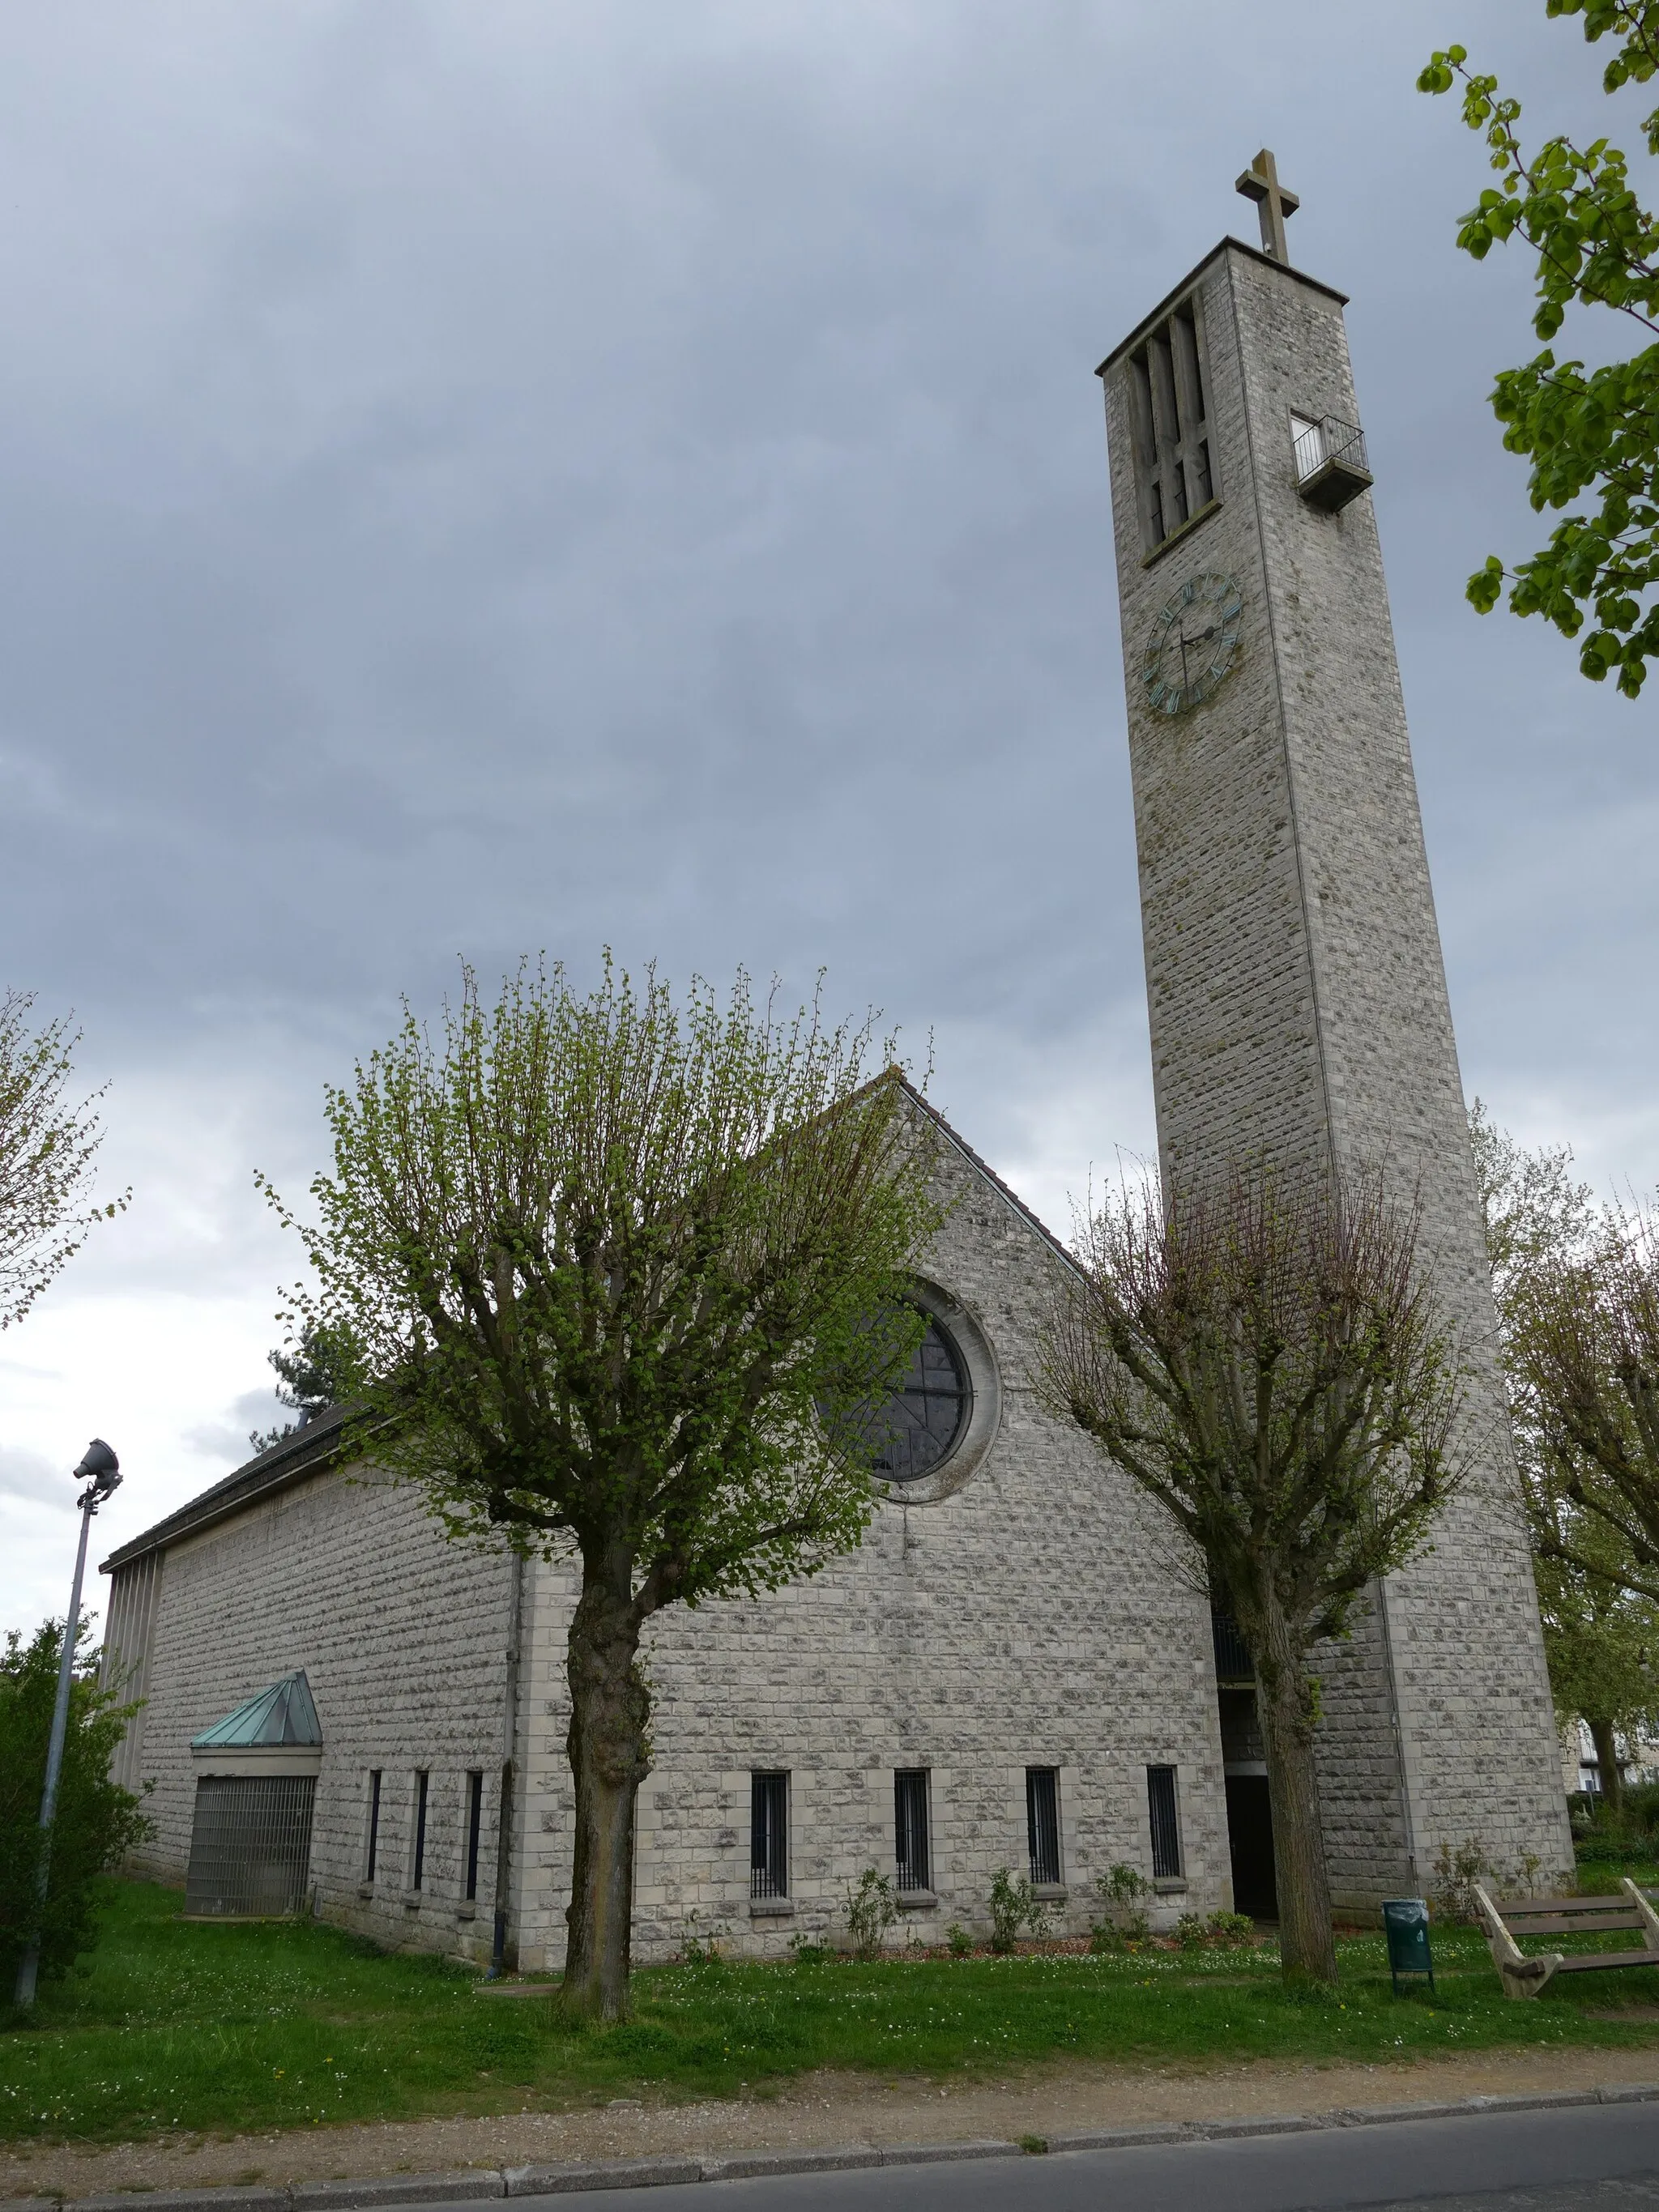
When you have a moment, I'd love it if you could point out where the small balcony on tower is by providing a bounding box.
[1291,411,1373,512]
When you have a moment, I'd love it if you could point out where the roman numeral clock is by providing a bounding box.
[1142,570,1244,716]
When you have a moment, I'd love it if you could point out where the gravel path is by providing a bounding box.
[6,2045,1659,2200]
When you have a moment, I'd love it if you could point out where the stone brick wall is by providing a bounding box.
[1102,239,1573,1903]
[104,1464,516,1963]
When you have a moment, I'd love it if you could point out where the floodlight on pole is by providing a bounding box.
[12,1439,122,2010]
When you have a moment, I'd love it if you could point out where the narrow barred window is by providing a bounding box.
[1147,1765,1183,1879]
[1026,1768,1061,1886]
[464,1771,484,1902]
[894,1771,931,1892]
[412,1771,429,1890]
[751,1772,788,1899]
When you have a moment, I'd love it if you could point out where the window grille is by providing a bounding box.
[412,1771,429,1890]
[365,1769,382,1882]
[751,1771,788,1899]
[1026,1767,1061,1886]
[464,1770,484,1902]
[894,1770,931,1892]
[1126,299,1216,552]
[185,1774,316,1916]
[1147,1765,1183,1879]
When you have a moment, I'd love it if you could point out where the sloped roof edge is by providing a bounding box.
[102,1081,1081,1576]
[101,1404,357,1575]
[896,1075,1081,1277]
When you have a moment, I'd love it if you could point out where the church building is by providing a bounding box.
[100,157,1573,1967]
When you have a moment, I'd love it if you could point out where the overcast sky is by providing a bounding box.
[3,0,1656,1643]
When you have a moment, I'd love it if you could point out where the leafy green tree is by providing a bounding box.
[1511,1205,1659,1604]
[1534,1540,1657,1808]
[0,1617,150,1998]
[1467,1101,1659,1799]
[1039,1168,1462,1988]
[1420,6,1659,696]
[262,959,940,2022]
[0,990,126,1331]
[248,1322,358,1453]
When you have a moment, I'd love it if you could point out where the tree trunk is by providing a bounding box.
[1254,1609,1338,1987]
[1589,1715,1625,1814]
[561,1553,652,2022]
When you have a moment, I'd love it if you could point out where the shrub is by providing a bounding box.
[787,1934,829,1965]
[1430,1838,1491,1924]
[844,1869,898,1960]
[1175,1912,1209,1950]
[1205,1910,1256,1948]
[946,1923,973,1957]
[988,1869,1048,1955]
[677,1911,727,1963]
[1098,1863,1152,1907]
[1,1617,150,1997]
[1092,1865,1151,1945]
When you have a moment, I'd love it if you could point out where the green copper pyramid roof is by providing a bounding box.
[192,1670,322,1749]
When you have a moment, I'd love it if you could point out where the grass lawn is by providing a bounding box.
[3,1879,1659,2146]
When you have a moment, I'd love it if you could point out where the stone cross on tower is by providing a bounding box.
[1095,179,1574,1912]
[1235,147,1299,263]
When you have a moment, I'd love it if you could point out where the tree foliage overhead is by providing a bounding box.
[1420,4,1659,696]
[1040,1166,1462,1986]
[0,991,127,1331]
[262,956,941,2019]
[0,1617,151,1996]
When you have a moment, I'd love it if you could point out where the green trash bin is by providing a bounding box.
[1382,1898,1435,1994]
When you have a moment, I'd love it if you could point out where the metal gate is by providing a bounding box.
[185,1773,317,1916]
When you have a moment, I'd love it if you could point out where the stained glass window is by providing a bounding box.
[864,1314,970,1482]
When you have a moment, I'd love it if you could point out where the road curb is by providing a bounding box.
[27,2082,1659,2207]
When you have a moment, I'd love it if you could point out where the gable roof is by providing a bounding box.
[100,1085,1079,1576]
[192,1669,322,1748]
[897,1076,1079,1276]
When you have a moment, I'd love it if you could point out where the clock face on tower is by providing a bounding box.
[1143,571,1244,716]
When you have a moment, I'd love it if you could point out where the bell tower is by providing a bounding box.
[1097,156,1572,1906]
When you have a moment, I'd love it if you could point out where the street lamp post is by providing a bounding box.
[13,1438,122,2010]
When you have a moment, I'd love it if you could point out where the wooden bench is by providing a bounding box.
[1473,1879,1659,1998]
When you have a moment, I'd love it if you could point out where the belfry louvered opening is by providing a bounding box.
[1126,298,1216,552]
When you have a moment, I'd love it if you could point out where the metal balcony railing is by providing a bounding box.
[1293,414,1373,512]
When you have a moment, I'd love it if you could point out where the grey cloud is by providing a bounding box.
[0,1446,72,1507]
[2,0,1657,1637]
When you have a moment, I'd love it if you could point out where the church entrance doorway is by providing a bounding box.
[1212,1615,1279,1923]
[1223,1773,1277,1920]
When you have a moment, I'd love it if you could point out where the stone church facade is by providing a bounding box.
[104,1108,1237,1967]
[100,168,1574,1966]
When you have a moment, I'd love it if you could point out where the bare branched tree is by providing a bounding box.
[262,957,940,2022]
[0,991,127,1330]
[1039,1168,1463,1986]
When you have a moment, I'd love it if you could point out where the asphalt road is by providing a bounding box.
[502,2102,1659,2212]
